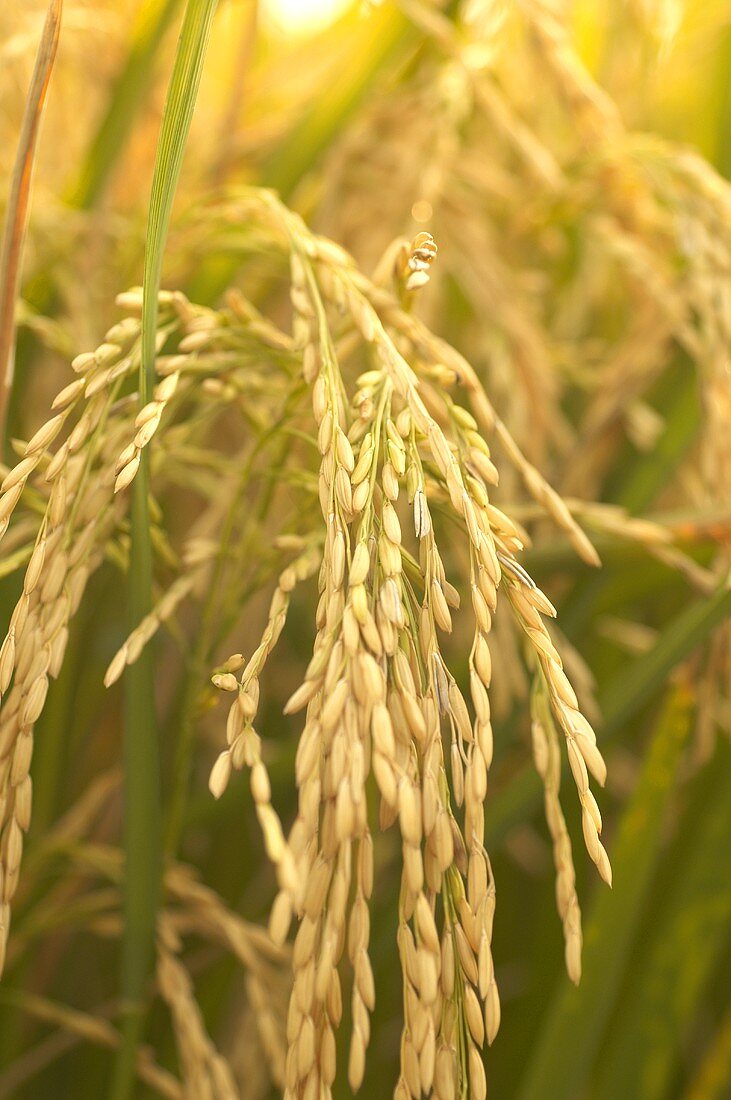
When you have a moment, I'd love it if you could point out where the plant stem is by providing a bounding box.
[111,3,219,1091]
[111,458,161,1100]
[0,0,62,455]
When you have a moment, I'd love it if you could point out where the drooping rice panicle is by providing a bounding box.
[201,197,611,1098]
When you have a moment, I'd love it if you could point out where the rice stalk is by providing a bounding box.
[114,1,218,1095]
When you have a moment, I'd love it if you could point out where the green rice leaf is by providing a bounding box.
[516,684,694,1100]
[687,1003,731,1100]
[593,740,731,1100]
[600,581,731,737]
[485,580,731,845]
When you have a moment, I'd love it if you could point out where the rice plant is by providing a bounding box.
[0,2,729,1098]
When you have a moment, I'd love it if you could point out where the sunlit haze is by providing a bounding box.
[262,0,354,36]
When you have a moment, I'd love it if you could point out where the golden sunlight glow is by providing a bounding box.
[262,0,355,36]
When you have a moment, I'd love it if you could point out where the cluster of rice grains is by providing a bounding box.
[0,333,137,973]
[209,203,610,1100]
[0,279,300,1080]
[318,0,731,762]
[0,194,611,1100]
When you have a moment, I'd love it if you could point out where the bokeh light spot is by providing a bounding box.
[262,0,354,36]
[411,199,433,224]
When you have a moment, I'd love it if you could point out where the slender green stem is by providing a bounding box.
[112,454,161,1100]
[112,1,219,1094]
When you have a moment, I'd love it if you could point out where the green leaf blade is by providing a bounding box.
[593,741,731,1100]
[517,683,695,1100]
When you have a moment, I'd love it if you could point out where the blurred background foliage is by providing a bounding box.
[0,1,730,1097]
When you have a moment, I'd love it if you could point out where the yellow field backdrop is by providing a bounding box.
[0,3,729,1099]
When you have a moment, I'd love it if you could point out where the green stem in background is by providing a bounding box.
[612,364,700,516]
[113,469,159,1100]
[67,0,183,210]
[112,1,219,1096]
[517,681,695,1100]
[593,738,731,1100]
[483,580,731,845]
[559,359,701,638]
[688,1000,731,1100]
[0,0,62,455]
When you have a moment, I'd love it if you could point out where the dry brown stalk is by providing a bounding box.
[0,0,63,449]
